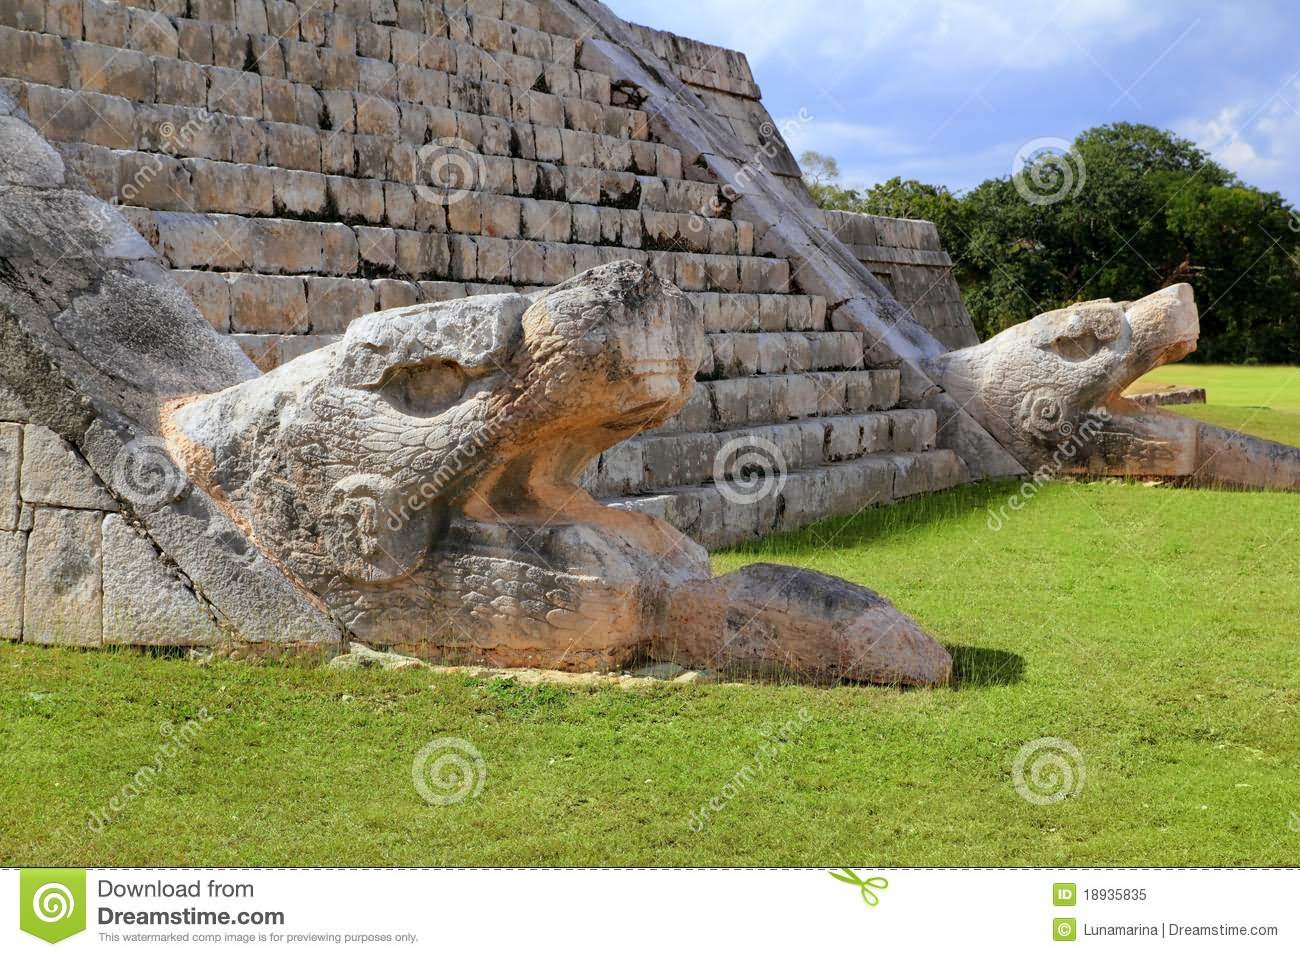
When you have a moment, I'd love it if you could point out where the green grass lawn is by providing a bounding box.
[2,369,1298,867]
[1130,363,1300,446]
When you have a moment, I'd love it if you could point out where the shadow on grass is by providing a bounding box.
[948,645,1025,688]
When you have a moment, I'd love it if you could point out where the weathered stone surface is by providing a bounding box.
[170,261,951,685]
[101,514,223,646]
[328,642,424,671]
[925,284,1300,490]
[23,507,102,646]
[664,563,952,686]
[0,422,19,529]
[20,424,119,510]
[0,99,343,651]
[0,528,24,638]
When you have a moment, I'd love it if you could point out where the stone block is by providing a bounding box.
[127,8,179,58]
[24,506,103,646]
[0,529,24,639]
[0,423,20,530]
[540,242,573,285]
[374,278,419,310]
[306,276,376,334]
[481,194,521,239]
[272,168,327,216]
[177,18,213,64]
[156,58,208,108]
[265,121,321,171]
[509,239,544,285]
[232,333,282,372]
[171,270,232,332]
[70,42,154,102]
[355,225,397,270]
[322,223,360,273]
[81,0,127,45]
[208,66,264,118]
[0,24,68,87]
[21,425,118,510]
[25,84,135,149]
[187,158,274,216]
[229,273,308,334]
[102,514,223,646]
[253,218,325,274]
[157,212,252,270]
[327,175,384,223]
[475,236,511,283]
[394,230,448,277]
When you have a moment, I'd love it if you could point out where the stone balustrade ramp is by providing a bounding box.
[0,87,343,652]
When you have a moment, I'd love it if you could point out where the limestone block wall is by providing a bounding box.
[823,210,979,352]
[0,422,223,646]
[0,0,973,546]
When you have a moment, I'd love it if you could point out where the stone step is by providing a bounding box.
[0,3,623,112]
[56,142,739,234]
[703,331,862,378]
[656,370,901,435]
[124,204,762,277]
[587,410,937,498]
[697,292,826,332]
[156,241,791,333]
[5,74,678,181]
[604,450,969,549]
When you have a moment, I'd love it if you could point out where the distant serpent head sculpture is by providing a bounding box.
[925,284,1300,489]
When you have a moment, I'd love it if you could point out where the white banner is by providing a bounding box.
[5,868,1297,954]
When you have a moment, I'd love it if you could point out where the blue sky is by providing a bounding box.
[609,0,1300,204]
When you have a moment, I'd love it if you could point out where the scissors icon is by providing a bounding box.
[829,868,889,906]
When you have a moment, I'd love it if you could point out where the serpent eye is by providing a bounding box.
[1044,307,1122,361]
[377,361,467,417]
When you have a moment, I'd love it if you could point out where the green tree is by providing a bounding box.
[799,125,1300,362]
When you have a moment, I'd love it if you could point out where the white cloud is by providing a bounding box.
[1178,77,1300,196]
[777,113,1025,192]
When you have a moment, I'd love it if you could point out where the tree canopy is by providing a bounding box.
[800,124,1300,363]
